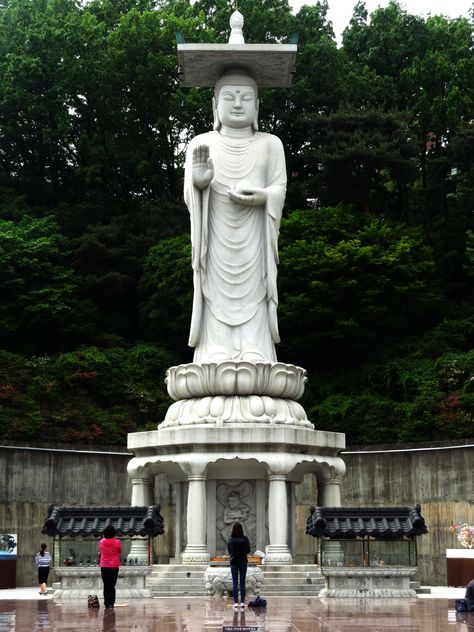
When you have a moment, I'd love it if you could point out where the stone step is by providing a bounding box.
[260,579,324,587]
[149,582,205,589]
[147,563,325,597]
[149,565,207,572]
[152,592,208,598]
[148,569,204,579]
[148,584,207,592]
[259,572,323,579]
[409,581,431,595]
[149,587,208,596]
[262,589,322,596]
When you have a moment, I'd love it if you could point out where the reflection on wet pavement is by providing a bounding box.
[0,596,472,632]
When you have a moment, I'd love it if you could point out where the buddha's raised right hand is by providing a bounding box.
[192,144,214,190]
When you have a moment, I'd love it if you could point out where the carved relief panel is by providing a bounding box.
[216,481,257,554]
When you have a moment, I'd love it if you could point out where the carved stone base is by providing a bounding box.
[205,566,264,596]
[264,544,293,564]
[166,362,307,400]
[127,537,149,565]
[162,395,312,428]
[182,545,210,563]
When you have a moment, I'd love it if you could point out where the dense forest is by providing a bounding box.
[1,0,474,445]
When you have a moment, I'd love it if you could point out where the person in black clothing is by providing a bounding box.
[227,522,251,609]
[465,578,474,612]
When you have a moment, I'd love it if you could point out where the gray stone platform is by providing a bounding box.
[320,566,418,598]
[52,566,152,601]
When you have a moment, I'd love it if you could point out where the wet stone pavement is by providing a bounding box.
[0,596,474,632]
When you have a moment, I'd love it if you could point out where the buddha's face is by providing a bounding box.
[216,84,257,129]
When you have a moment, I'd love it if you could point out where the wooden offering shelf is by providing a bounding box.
[209,556,262,566]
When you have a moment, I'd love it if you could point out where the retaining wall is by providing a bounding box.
[0,439,472,587]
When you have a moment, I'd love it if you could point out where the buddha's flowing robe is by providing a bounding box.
[184,130,286,363]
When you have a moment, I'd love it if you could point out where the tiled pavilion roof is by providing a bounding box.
[306,505,428,539]
[42,505,164,538]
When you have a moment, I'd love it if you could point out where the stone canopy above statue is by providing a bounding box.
[176,9,297,87]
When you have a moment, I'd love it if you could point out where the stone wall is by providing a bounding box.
[340,440,474,587]
[0,442,132,587]
[1,439,472,587]
[293,439,474,585]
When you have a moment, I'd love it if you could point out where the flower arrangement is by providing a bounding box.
[449,522,474,549]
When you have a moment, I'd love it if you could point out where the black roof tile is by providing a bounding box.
[306,505,428,539]
[42,505,164,538]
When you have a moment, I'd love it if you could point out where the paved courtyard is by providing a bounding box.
[0,588,473,632]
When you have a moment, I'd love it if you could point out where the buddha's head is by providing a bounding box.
[213,69,259,131]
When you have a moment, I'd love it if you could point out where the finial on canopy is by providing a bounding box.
[176,7,297,87]
[229,10,245,44]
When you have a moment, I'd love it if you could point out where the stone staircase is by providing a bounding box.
[147,565,209,597]
[410,580,431,595]
[256,564,325,596]
[146,564,325,597]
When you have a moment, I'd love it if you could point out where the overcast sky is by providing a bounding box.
[289,0,473,43]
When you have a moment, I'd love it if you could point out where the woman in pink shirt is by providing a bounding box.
[99,525,122,608]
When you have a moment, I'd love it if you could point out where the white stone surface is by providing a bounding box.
[128,424,346,456]
[162,395,311,428]
[228,10,245,45]
[127,424,346,564]
[166,362,307,400]
[185,92,286,363]
[446,548,474,558]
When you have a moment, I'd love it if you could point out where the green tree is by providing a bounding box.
[277,207,443,368]
[0,215,77,351]
[305,108,418,215]
[138,234,193,360]
[0,344,173,444]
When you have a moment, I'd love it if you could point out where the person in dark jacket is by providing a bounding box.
[465,578,474,611]
[227,522,251,609]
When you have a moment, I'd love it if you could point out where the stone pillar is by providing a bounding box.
[182,474,210,563]
[174,482,183,560]
[265,474,292,564]
[318,475,342,507]
[131,476,155,506]
[318,474,343,565]
[128,476,155,564]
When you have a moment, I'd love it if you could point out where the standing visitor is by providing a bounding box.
[228,522,250,609]
[35,543,52,595]
[99,525,122,609]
